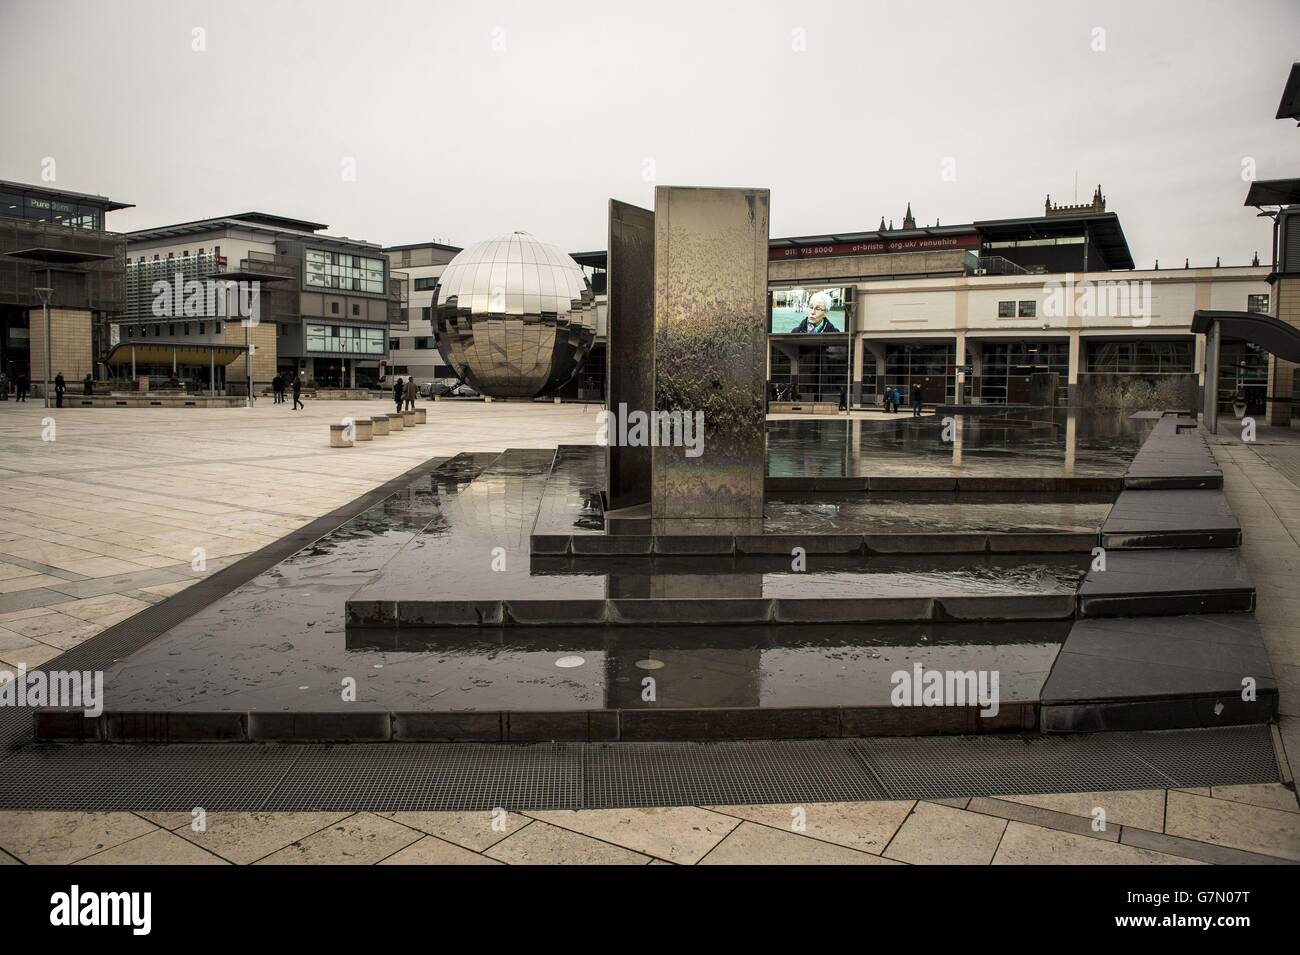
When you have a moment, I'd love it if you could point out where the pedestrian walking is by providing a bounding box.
[0,371,8,401]
[403,376,416,411]
[291,375,304,410]
[910,382,924,417]
[16,373,28,402]
[272,373,282,404]
[393,376,404,413]
[54,371,66,408]
[83,373,93,397]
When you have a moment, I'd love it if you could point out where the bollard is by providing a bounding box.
[415,408,427,424]
[371,415,389,436]
[401,410,416,427]
[329,424,353,448]
[387,413,405,431]
[355,419,373,441]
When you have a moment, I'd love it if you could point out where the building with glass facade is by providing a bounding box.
[120,213,403,390]
[0,180,131,389]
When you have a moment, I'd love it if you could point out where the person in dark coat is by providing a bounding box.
[0,371,8,401]
[393,377,404,413]
[271,373,282,404]
[15,372,28,402]
[910,382,924,417]
[83,373,93,396]
[54,372,66,408]
[291,375,304,410]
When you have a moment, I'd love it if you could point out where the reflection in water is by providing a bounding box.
[351,621,1070,710]
[766,408,1153,478]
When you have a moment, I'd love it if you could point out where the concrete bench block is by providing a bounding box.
[371,415,389,435]
[354,419,373,441]
[387,413,405,431]
[414,408,427,424]
[401,410,416,426]
[329,424,353,448]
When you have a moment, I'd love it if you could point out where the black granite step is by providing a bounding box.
[1101,488,1241,549]
[1040,614,1278,732]
[1076,549,1255,616]
[1122,415,1223,489]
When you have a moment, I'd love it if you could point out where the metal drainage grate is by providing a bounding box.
[0,726,1278,812]
[584,739,888,809]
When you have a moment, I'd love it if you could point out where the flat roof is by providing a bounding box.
[4,247,117,265]
[384,241,463,253]
[1277,62,1300,122]
[126,212,384,249]
[572,210,1135,271]
[973,211,1134,270]
[1244,178,1300,207]
[0,179,134,212]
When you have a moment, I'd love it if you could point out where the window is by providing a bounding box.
[199,322,205,334]
[1085,340,1195,373]
[303,323,385,355]
[168,324,175,335]
[352,304,360,316]
[1018,300,1037,318]
[414,277,439,291]
[997,301,1016,318]
[415,337,433,349]
[214,321,222,334]
[330,302,339,314]
[184,323,190,335]
[304,248,386,294]
[1248,294,1270,314]
[389,339,400,351]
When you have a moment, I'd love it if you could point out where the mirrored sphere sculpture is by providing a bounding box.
[434,232,598,399]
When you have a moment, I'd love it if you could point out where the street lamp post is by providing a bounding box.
[35,285,53,409]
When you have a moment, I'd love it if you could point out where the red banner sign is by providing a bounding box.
[770,233,980,260]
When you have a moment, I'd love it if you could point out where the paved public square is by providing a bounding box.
[0,400,1296,864]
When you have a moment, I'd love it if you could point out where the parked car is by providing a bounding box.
[450,382,480,398]
[415,381,448,398]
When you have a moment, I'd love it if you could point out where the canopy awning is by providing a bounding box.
[105,341,248,366]
[1192,309,1300,364]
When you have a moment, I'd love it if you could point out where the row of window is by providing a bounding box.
[388,336,438,350]
[997,300,1038,318]
[123,321,220,338]
[994,295,1269,320]
[305,249,385,295]
[130,248,221,265]
[304,324,385,355]
[0,193,103,230]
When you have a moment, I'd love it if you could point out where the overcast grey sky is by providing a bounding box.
[1,0,1296,266]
